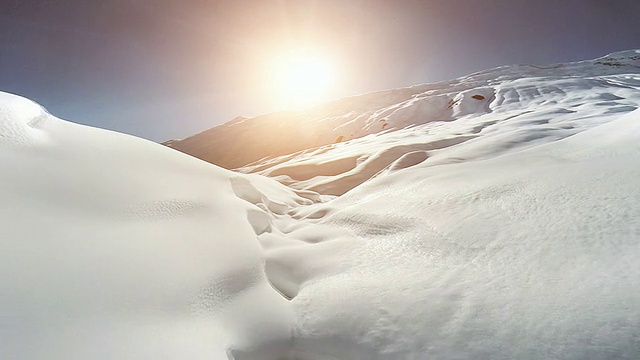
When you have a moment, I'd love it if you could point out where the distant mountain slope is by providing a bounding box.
[165,50,640,175]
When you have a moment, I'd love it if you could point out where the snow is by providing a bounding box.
[3,50,640,359]
[282,108,640,359]
[0,92,296,359]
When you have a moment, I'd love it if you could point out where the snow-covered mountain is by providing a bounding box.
[2,50,640,359]
[166,50,640,178]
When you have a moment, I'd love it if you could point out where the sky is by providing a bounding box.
[1,0,639,142]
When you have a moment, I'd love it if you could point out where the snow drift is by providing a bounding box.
[3,50,640,359]
[0,92,300,359]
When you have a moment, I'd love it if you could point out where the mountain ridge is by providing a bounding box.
[164,49,640,196]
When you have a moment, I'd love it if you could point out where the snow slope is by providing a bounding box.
[3,50,640,359]
[0,92,304,359]
[277,107,640,359]
[232,50,640,197]
[166,50,640,173]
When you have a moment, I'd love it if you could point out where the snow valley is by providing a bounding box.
[2,50,640,359]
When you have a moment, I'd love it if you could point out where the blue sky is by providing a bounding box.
[1,0,639,141]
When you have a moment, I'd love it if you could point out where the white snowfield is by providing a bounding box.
[2,50,640,359]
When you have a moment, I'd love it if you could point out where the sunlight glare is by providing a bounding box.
[271,49,334,109]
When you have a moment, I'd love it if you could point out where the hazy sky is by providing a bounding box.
[1,0,639,141]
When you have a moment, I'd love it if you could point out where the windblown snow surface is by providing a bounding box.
[3,50,640,359]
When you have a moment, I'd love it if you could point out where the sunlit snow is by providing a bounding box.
[2,50,640,359]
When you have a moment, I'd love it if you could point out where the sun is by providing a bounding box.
[270,49,334,109]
